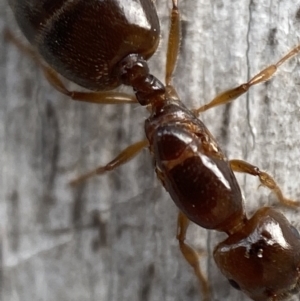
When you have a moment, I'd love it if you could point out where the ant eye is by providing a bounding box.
[290,225,300,239]
[228,279,241,290]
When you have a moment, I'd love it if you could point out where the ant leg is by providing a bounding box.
[4,29,137,104]
[42,65,136,104]
[230,159,300,208]
[177,211,211,301]
[165,0,180,86]
[70,140,148,186]
[194,45,300,114]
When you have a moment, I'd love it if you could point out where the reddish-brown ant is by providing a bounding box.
[6,0,300,300]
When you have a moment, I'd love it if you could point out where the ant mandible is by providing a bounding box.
[7,0,300,300]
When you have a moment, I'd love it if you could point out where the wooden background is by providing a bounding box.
[2,0,300,300]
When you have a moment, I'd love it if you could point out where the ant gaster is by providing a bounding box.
[7,0,300,300]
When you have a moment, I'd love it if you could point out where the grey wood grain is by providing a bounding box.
[1,1,300,301]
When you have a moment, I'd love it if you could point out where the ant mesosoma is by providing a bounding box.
[7,0,300,300]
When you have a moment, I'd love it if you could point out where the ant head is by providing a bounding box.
[214,207,300,300]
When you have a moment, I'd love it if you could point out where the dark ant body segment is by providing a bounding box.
[7,0,300,300]
[214,207,300,301]
[9,0,160,91]
[144,98,245,232]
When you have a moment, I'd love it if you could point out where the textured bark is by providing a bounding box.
[1,1,300,301]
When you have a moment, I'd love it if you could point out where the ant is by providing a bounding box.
[6,0,300,300]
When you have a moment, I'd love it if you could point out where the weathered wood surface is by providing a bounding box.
[1,1,300,301]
